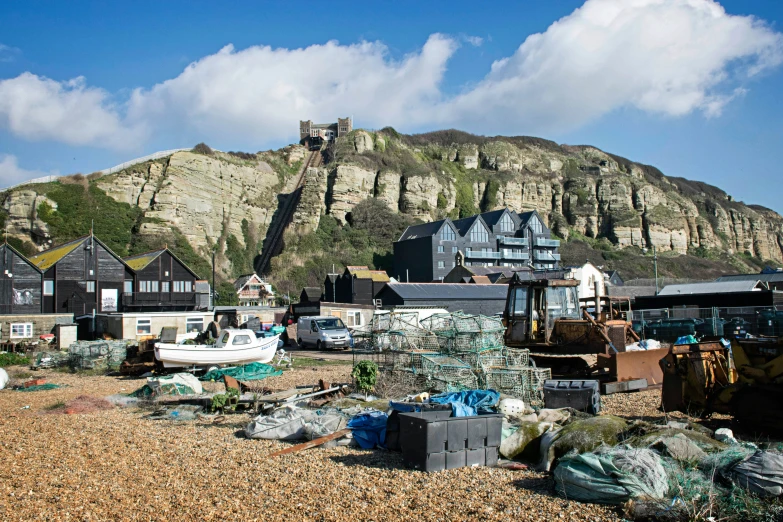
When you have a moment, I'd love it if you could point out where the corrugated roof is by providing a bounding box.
[716,273,783,283]
[123,249,165,271]
[352,269,390,282]
[29,236,88,270]
[659,280,764,296]
[382,282,508,300]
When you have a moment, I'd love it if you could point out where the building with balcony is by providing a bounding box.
[393,208,560,283]
[234,274,275,307]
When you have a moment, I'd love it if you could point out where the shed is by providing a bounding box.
[0,242,43,315]
[375,283,508,316]
[300,287,322,304]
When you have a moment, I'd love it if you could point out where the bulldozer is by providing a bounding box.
[660,335,783,435]
[502,272,667,386]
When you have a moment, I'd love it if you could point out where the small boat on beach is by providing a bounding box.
[154,329,279,369]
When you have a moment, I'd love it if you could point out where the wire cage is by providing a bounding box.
[420,355,479,389]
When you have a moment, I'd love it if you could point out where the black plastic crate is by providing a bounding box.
[543,379,601,414]
[398,411,502,472]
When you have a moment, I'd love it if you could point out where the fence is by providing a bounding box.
[1,148,189,192]
[630,305,783,341]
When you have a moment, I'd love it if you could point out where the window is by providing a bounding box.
[470,223,489,243]
[173,281,193,292]
[441,225,455,241]
[437,261,445,269]
[437,245,444,253]
[124,280,133,293]
[499,213,514,232]
[233,334,252,345]
[85,281,95,293]
[528,214,543,235]
[43,280,54,296]
[452,246,457,253]
[10,323,33,338]
[186,317,204,333]
[346,311,363,327]
[507,288,528,317]
[136,319,151,335]
[161,281,170,293]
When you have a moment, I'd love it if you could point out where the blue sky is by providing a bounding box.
[1,0,782,212]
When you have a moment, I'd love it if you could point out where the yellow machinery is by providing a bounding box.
[660,336,783,435]
[503,273,665,385]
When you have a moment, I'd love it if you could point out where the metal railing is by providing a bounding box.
[465,250,501,259]
[122,292,198,306]
[534,238,560,248]
[501,251,529,260]
[533,251,560,262]
[498,236,528,246]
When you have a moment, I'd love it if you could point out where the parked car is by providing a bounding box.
[296,316,351,350]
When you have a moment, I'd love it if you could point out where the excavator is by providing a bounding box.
[502,272,667,387]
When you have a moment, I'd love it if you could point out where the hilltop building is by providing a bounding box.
[393,208,560,283]
[299,117,352,147]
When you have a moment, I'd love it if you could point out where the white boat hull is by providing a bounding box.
[154,334,279,368]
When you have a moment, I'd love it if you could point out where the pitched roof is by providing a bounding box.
[124,249,165,271]
[470,275,492,284]
[380,282,508,300]
[716,272,783,283]
[351,269,391,282]
[300,287,322,302]
[233,273,262,291]
[518,211,536,226]
[659,280,764,296]
[398,219,449,241]
[479,208,516,228]
[28,236,88,270]
[451,215,481,236]
[0,243,43,273]
[345,265,370,275]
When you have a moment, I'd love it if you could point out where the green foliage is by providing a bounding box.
[192,142,214,156]
[351,360,378,396]
[575,188,590,206]
[454,181,477,218]
[215,281,238,306]
[210,386,239,412]
[437,193,448,209]
[36,183,141,256]
[0,353,30,367]
[6,237,37,256]
[481,179,499,212]
[225,234,252,276]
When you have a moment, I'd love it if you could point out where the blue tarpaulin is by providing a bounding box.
[674,335,699,345]
[429,389,500,417]
[347,411,388,449]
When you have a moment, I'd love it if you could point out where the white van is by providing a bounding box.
[297,316,351,350]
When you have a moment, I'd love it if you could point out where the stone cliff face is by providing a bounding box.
[3,131,782,274]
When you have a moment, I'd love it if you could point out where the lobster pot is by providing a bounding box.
[459,349,506,370]
[380,369,429,389]
[420,355,478,389]
[427,376,476,393]
[505,348,530,368]
[389,312,421,333]
[481,366,529,397]
[387,350,440,373]
[522,367,552,405]
[451,331,504,354]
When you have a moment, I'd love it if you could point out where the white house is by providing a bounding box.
[563,262,606,301]
[234,274,275,307]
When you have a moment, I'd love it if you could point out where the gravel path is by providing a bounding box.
[0,365,682,521]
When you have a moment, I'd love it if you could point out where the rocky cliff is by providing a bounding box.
[1,130,781,285]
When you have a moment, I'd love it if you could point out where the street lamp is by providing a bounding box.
[642,245,659,295]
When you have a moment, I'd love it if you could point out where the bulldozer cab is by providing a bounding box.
[504,273,580,346]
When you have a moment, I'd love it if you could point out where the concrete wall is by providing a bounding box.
[321,303,375,328]
[95,311,215,341]
[0,313,74,343]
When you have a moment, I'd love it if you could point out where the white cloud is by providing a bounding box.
[0,44,21,62]
[464,36,484,47]
[0,0,781,150]
[0,73,144,149]
[0,154,58,188]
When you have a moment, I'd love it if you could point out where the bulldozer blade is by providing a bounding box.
[597,349,667,385]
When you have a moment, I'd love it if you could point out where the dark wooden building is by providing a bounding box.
[0,243,43,315]
[324,266,390,305]
[29,235,131,316]
[375,282,508,316]
[123,248,201,311]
